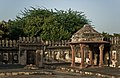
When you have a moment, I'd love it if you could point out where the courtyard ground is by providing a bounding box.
[0,64,119,78]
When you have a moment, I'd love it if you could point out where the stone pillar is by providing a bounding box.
[8,52,10,64]
[9,53,13,64]
[52,50,55,60]
[70,45,75,67]
[65,50,70,60]
[108,51,110,67]
[18,48,21,64]
[36,50,40,67]
[89,49,93,66]
[50,50,52,58]
[56,51,60,60]
[19,50,27,65]
[45,52,49,62]
[24,50,27,65]
[106,52,109,66]
[80,44,85,68]
[99,44,104,67]
[40,50,44,67]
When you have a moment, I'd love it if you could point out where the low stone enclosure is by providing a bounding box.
[0,37,119,68]
[0,25,120,69]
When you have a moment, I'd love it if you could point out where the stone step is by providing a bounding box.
[0,71,53,76]
[56,66,116,78]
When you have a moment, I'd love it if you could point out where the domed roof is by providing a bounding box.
[71,24,103,42]
[75,24,100,34]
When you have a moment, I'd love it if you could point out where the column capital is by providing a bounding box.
[36,50,41,53]
[99,44,104,50]
[80,44,86,48]
[70,44,75,48]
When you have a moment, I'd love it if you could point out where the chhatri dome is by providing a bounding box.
[71,24,103,42]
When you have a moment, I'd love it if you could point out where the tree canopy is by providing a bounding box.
[6,7,91,40]
[0,21,9,39]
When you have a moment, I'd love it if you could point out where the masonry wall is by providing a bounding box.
[0,37,120,67]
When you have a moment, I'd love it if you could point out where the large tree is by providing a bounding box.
[7,7,90,40]
[0,21,9,39]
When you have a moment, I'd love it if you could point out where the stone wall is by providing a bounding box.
[0,37,120,68]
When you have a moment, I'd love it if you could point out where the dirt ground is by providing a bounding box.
[0,64,119,78]
[0,74,105,78]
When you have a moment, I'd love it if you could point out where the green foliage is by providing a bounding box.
[7,19,25,40]
[7,7,90,40]
[102,32,120,38]
[102,32,113,37]
[113,33,120,37]
[0,21,9,39]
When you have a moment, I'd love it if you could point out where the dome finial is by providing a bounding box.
[84,24,91,27]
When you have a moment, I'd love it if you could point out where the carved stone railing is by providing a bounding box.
[0,36,120,48]
[46,40,70,47]
[19,37,42,43]
[110,36,120,45]
[0,40,18,47]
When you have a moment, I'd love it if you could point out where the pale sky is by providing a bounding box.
[0,0,120,34]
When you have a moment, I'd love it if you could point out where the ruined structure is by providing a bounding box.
[69,24,110,68]
[0,24,119,68]
[18,37,46,67]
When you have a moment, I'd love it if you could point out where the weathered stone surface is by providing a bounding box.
[6,72,12,76]
[0,73,5,76]
[71,24,103,42]
[12,72,18,75]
